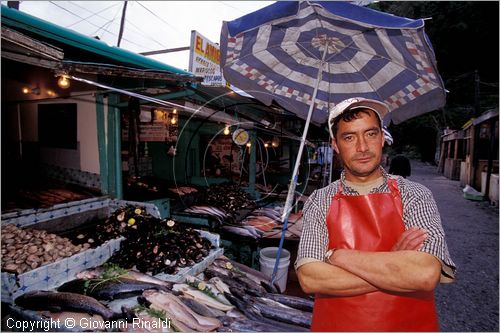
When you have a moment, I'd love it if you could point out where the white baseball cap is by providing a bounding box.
[328,97,390,138]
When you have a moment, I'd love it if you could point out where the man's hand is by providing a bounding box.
[391,227,427,251]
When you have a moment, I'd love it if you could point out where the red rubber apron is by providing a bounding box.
[311,179,439,332]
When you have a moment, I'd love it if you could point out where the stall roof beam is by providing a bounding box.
[115,89,196,108]
[1,25,64,60]
[59,62,202,83]
[1,5,194,77]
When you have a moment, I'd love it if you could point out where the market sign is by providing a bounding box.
[189,30,226,87]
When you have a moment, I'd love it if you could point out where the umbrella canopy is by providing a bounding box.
[220,1,446,126]
[220,0,446,285]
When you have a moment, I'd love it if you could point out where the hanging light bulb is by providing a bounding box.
[57,75,70,89]
[264,143,269,148]
[173,108,177,114]
[272,136,280,147]
[170,115,177,125]
[22,87,30,94]
[224,124,230,135]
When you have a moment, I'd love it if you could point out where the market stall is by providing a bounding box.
[1,203,313,332]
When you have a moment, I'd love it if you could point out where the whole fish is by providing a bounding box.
[179,296,226,318]
[208,277,231,295]
[209,261,267,296]
[248,296,312,328]
[203,268,247,298]
[221,226,258,239]
[223,292,308,332]
[172,284,234,312]
[58,278,167,300]
[185,275,232,305]
[265,293,314,312]
[15,291,115,320]
[142,290,221,331]
[76,266,173,289]
[214,258,280,293]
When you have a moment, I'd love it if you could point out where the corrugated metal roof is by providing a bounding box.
[1,4,193,77]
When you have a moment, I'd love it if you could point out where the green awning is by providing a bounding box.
[1,5,193,77]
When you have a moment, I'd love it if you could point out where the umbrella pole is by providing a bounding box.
[271,46,328,287]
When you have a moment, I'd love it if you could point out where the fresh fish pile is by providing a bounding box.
[12,255,314,332]
[107,217,214,275]
[140,289,222,331]
[1,224,91,274]
[184,205,230,225]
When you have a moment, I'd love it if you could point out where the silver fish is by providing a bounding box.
[142,290,221,331]
[76,266,173,289]
[15,291,115,320]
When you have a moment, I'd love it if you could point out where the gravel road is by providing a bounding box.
[409,160,499,332]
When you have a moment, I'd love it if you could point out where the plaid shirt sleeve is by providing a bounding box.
[398,178,457,281]
[295,185,333,270]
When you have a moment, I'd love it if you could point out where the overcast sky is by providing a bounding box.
[6,1,273,71]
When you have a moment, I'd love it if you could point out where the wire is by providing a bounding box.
[47,1,150,50]
[67,1,167,49]
[65,2,120,28]
[92,6,121,39]
[134,1,183,34]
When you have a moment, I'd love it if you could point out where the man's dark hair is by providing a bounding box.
[330,108,382,139]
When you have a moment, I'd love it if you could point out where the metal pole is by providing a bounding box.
[271,45,329,285]
[117,1,128,47]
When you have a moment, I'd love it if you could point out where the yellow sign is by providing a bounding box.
[189,30,225,87]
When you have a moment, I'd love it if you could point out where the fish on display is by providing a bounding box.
[207,277,231,296]
[184,205,228,220]
[76,266,174,289]
[223,292,308,332]
[203,268,247,299]
[213,258,280,293]
[185,275,232,306]
[242,225,264,238]
[221,226,258,239]
[14,290,116,320]
[264,293,314,312]
[178,296,226,318]
[58,278,168,301]
[245,296,312,328]
[141,290,221,332]
[172,284,234,312]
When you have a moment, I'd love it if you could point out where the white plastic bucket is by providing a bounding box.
[259,247,290,292]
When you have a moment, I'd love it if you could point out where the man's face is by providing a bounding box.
[332,109,384,182]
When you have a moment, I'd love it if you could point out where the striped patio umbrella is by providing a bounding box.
[220,0,446,284]
[221,1,446,125]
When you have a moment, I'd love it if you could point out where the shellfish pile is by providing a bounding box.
[1,224,91,274]
[103,208,214,275]
[204,183,254,216]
